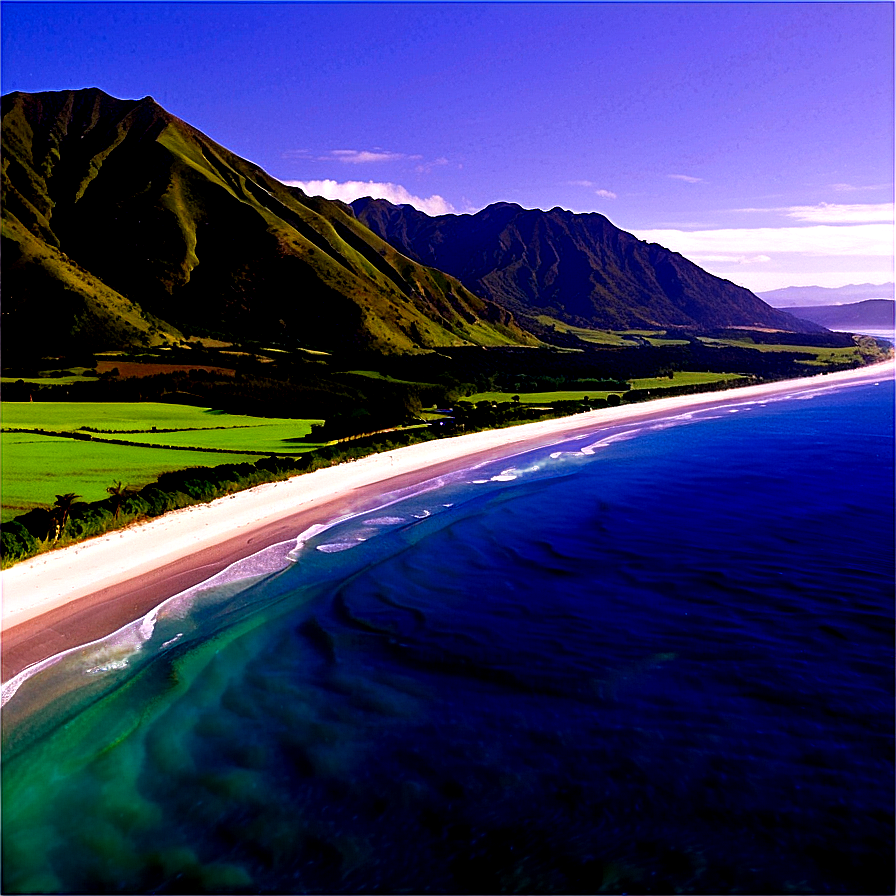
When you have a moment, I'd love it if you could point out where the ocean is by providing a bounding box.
[2,374,893,895]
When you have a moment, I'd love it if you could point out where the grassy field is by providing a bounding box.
[1,403,324,521]
[534,318,692,347]
[535,317,633,346]
[698,337,868,365]
[465,371,745,404]
[345,370,439,387]
[628,372,746,389]
[2,402,320,433]
[1,375,89,386]
[1,432,262,522]
[88,427,320,453]
[464,389,617,404]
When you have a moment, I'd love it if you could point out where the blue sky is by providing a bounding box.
[2,1,893,292]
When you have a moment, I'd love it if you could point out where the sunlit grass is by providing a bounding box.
[629,372,746,389]
[1,432,260,522]
[698,337,865,364]
[2,402,317,432]
[464,389,617,404]
[466,371,744,405]
[1,402,324,521]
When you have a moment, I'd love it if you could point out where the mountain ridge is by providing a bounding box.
[776,300,894,330]
[2,87,822,367]
[351,197,820,334]
[759,283,895,307]
[1,87,532,360]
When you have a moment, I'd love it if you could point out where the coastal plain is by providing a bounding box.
[3,360,892,686]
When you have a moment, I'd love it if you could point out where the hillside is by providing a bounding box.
[351,198,819,334]
[777,300,895,331]
[1,88,532,362]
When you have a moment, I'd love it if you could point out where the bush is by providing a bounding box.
[15,507,54,541]
[66,506,114,539]
[1,520,39,563]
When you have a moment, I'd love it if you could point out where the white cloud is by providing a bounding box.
[328,149,419,164]
[694,254,772,265]
[595,189,617,199]
[724,270,895,293]
[633,221,893,293]
[282,148,422,165]
[567,179,595,187]
[830,182,892,193]
[783,202,893,224]
[285,179,454,216]
[668,174,704,184]
[415,156,450,174]
[633,223,893,258]
[737,202,893,224]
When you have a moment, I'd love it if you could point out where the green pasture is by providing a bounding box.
[1,402,325,522]
[90,426,322,454]
[1,432,260,522]
[628,371,745,390]
[638,336,693,346]
[535,317,632,346]
[620,330,693,346]
[345,370,438,387]
[1,367,97,385]
[464,389,617,404]
[2,402,320,433]
[465,371,744,404]
[1,376,87,386]
[699,337,865,365]
[535,318,691,347]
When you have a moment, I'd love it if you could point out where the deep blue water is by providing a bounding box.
[3,376,894,894]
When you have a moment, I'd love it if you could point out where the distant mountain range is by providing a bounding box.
[352,198,818,334]
[759,283,895,307]
[780,300,894,331]
[1,88,530,360]
[2,87,818,363]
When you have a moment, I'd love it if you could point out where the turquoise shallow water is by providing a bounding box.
[2,375,894,894]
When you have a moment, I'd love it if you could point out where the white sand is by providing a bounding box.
[3,361,892,630]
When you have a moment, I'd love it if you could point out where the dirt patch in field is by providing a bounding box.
[95,361,237,378]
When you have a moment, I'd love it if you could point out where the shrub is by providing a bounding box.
[1,520,38,563]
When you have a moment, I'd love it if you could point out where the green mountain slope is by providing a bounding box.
[1,88,532,361]
[351,198,821,334]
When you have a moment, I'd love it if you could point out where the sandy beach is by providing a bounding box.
[3,360,892,683]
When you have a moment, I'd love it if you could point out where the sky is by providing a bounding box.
[1,1,893,294]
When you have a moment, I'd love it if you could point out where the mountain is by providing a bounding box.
[777,300,894,331]
[759,283,895,307]
[351,198,820,334]
[1,88,532,361]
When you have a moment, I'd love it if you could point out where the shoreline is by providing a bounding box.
[3,361,893,683]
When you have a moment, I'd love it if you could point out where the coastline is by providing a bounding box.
[3,360,893,684]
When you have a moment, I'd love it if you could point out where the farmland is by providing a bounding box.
[465,371,746,405]
[697,336,876,366]
[1,403,323,521]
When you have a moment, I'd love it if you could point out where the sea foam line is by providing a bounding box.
[1,472,479,706]
[1,540,296,707]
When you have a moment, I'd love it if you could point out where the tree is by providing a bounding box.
[106,481,134,519]
[51,493,81,541]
